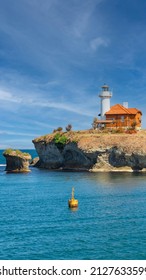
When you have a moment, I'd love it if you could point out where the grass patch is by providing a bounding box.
[3,149,30,157]
[53,133,68,146]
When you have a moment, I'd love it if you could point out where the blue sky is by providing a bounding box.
[1,0,146,149]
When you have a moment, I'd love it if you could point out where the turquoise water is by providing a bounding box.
[0,150,146,259]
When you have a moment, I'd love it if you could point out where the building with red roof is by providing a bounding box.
[97,84,142,130]
[105,104,142,129]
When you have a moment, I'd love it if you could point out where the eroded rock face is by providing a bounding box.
[30,157,39,166]
[33,142,63,169]
[3,150,31,173]
[33,140,146,172]
[62,143,98,169]
[34,142,96,170]
[108,146,146,171]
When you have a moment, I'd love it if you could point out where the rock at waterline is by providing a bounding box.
[30,157,39,166]
[3,149,31,173]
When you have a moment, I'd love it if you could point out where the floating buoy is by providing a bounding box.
[68,187,78,208]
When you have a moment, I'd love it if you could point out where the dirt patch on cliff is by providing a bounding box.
[78,133,146,154]
[33,130,146,154]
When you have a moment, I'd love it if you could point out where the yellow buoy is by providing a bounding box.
[68,187,78,208]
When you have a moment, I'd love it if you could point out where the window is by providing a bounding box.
[121,116,124,122]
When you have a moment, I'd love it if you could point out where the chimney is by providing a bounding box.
[123,102,128,108]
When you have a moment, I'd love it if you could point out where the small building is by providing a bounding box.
[97,84,142,130]
[105,104,142,130]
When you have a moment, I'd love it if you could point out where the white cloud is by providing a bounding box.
[30,97,95,117]
[0,80,96,118]
[0,89,22,103]
[0,130,35,137]
[70,0,105,38]
[90,37,109,51]
[0,90,94,117]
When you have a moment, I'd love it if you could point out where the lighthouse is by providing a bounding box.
[99,84,112,119]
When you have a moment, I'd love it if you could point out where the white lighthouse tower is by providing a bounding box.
[99,84,112,119]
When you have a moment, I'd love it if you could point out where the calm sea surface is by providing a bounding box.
[0,150,146,260]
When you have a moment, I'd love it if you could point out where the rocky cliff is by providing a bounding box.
[32,130,146,172]
[3,149,31,173]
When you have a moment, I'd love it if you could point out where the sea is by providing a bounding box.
[0,149,146,260]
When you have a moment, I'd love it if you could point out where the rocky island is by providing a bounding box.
[32,129,146,172]
[3,149,31,173]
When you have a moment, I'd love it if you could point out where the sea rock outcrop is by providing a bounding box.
[3,149,31,173]
[30,157,39,166]
[32,131,146,172]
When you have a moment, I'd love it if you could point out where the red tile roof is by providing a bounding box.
[105,104,142,115]
[128,108,141,114]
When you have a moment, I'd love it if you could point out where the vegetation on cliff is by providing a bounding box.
[3,148,30,158]
[33,131,78,146]
[33,129,146,154]
[53,133,68,146]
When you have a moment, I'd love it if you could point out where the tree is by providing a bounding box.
[131,120,137,130]
[53,127,63,133]
[65,124,72,132]
[57,127,63,132]
[92,117,98,129]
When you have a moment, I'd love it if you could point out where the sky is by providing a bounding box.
[1,0,146,149]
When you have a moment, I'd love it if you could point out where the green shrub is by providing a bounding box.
[22,152,30,156]
[71,139,78,144]
[57,127,63,132]
[3,148,30,157]
[53,133,68,146]
[3,148,13,155]
[15,149,23,155]
[53,127,63,133]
